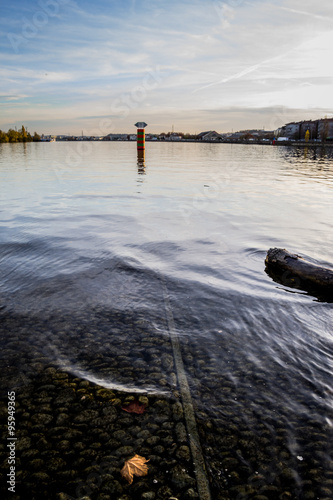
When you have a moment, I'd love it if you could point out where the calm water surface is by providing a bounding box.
[0,141,332,497]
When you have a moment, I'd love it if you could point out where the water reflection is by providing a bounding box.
[280,145,333,163]
[137,149,146,175]
[277,146,333,186]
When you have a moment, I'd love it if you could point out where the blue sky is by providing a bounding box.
[1,0,333,134]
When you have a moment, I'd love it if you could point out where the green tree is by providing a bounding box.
[20,125,28,142]
[7,129,19,143]
[0,130,9,143]
[0,127,41,143]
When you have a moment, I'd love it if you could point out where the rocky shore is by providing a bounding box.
[1,307,332,499]
[0,363,200,500]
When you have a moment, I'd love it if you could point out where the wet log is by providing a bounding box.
[265,248,333,300]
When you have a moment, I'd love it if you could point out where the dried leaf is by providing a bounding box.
[122,400,146,414]
[121,454,149,484]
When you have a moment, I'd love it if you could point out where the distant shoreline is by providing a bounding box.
[50,140,333,147]
[1,139,333,147]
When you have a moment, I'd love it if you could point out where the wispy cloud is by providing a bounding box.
[0,0,332,134]
[0,94,29,101]
[280,6,333,22]
[193,53,286,92]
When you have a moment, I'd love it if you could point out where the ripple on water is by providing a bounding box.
[1,142,333,498]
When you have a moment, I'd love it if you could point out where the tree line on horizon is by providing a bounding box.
[0,126,41,143]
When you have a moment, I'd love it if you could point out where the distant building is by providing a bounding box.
[276,118,333,141]
[103,133,128,141]
[226,132,243,140]
[221,129,274,142]
[170,133,182,141]
[318,119,333,141]
[277,137,290,142]
[197,131,223,141]
[300,121,318,140]
[285,122,301,140]
[40,134,57,142]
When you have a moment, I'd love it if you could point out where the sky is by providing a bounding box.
[1,0,333,135]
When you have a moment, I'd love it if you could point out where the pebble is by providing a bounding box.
[172,402,183,421]
[175,422,187,443]
[171,465,196,490]
[176,445,191,461]
[184,489,199,499]
[31,413,53,426]
[141,492,156,499]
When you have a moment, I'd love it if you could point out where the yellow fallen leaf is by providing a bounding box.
[121,454,149,484]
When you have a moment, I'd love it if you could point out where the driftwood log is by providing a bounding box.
[265,248,333,300]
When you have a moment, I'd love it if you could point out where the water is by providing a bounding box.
[0,141,333,497]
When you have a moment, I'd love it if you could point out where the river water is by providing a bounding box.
[0,141,332,498]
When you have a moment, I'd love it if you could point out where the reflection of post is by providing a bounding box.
[137,149,145,175]
[135,122,148,177]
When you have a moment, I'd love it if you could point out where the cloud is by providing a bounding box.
[76,114,119,120]
[0,94,29,101]
[280,6,333,22]
[0,0,332,134]
[0,67,75,84]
